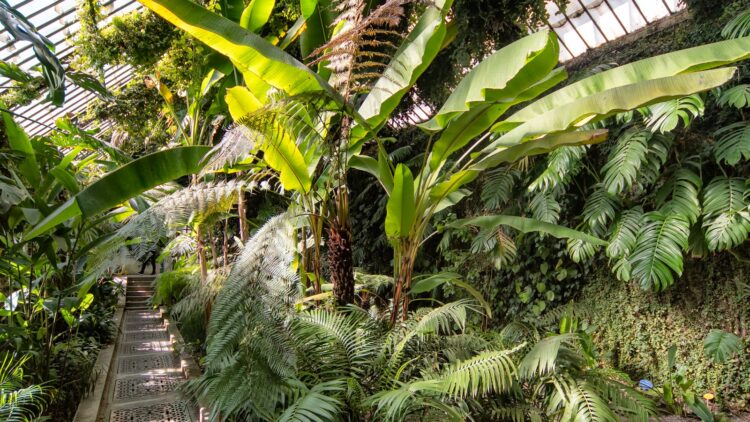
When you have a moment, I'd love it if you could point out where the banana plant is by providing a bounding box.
[355,32,750,322]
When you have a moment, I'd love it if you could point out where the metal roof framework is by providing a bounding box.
[0,0,142,137]
[0,0,688,137]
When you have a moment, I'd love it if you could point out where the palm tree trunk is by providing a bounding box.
[328,222,355,306]
[196,227,208,282]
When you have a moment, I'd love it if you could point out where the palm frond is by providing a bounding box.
[0,354,51,422]
[518,334,580,379]
[277,380,346,422]
[583,186,620,234]
[606,207,643,260]
[638,133,673,187]
[703,329,743,363]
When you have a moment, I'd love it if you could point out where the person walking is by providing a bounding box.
[138,241,162,275]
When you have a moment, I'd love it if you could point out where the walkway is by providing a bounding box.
[104,275,198,422]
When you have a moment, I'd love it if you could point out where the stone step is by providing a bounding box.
[127,280,154,288]
[127,275,157,282]
[126,290,153,298]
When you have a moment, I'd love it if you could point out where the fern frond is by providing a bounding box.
[583,186,620,234]
[439,348,520,399]
[529,145,587,193]
[630,212,690,291]
[656,166,702,225]
[601,129,650,194]
[722,8,750,39]
[482,166,520,209]
[277,380,346,422]
[644,94,704,133]
[717,84,750,109]
[702,176,750,251]
[606,207,643,259]
[518,334,580,379]
[714,121,750,165]
[530,192,561,224]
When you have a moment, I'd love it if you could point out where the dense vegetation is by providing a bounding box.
[2,0,750,420]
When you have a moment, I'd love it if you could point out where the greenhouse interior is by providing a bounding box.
[3,0,750,421]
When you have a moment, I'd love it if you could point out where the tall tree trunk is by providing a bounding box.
[196,227,208,282]
[328,187,355,305]
[390,242,415,325]
[237,180,248,242]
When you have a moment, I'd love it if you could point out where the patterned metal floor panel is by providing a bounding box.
[124,322,165,332]
[119,340,173,355]
[124,330,170,342]
[110,400,192,422]
[118,353,178,374]
[114,375,183,400]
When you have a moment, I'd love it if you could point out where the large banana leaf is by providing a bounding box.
[422,30,561,171]
[0,1,65,105]
[449,215,607,246]
[299,0,333,59]
[240,0,275,32]
[139,0,333,98]
[385,164,416,240]
[496,36,750,131]
[349,1,452,146]
[1,108,40,186]
[484,68,737,150]
[419,30,560,132]
[26,146,211,239]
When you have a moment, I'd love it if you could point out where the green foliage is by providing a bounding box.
[717,84,750,108]
[701,176,750,251]
[601,129,651,194]
[704,329,743,363]
[644,95,704,134]
[630,212,690,291]
[0,354,51,421]
[713,121,750,165]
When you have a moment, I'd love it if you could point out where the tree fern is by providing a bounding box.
[714,121,750,165]
[656,166,702,225]
[717,84,750,109]
[482,166,520,209]
[601,128,650,194]
[722,8,750,39]
[518,334,580,379]
[606,207,643,259]
[644,94,704,134]
[583,186,620,234]
[528,145,587,193]
[701,176,750,251]
[629,212,690,291]
[530,191,561,224]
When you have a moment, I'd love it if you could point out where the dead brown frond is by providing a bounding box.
[309,0,412,99]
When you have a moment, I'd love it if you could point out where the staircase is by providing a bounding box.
[126,275,155,310]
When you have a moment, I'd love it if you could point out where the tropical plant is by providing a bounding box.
[0,354,52,421]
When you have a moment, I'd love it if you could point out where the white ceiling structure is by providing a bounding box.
[1,0,142,137]
[0,0,687,137]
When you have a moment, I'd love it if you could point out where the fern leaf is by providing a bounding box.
[630,212,690,291]
[530,192,561,224]
[277,380,345,422]
[529,145,587,193]
[606,207,644,259]
[440,349,518,399]
[482,166,519,209]
[644,95,704,134]
[583,186,620,234]
[717,84,750,109]
[714,121,750,165]
[518,334,579,379]
[656,166,702,225]
[601,128,650,194]
[722,8,750,39]
[702,176,750,251]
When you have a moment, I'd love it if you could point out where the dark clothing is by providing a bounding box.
[139,252,157,275]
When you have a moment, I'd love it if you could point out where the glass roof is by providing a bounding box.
[1,0,141,137]
[0,0,687,138]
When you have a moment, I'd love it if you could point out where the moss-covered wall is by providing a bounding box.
[580,256,750,410]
